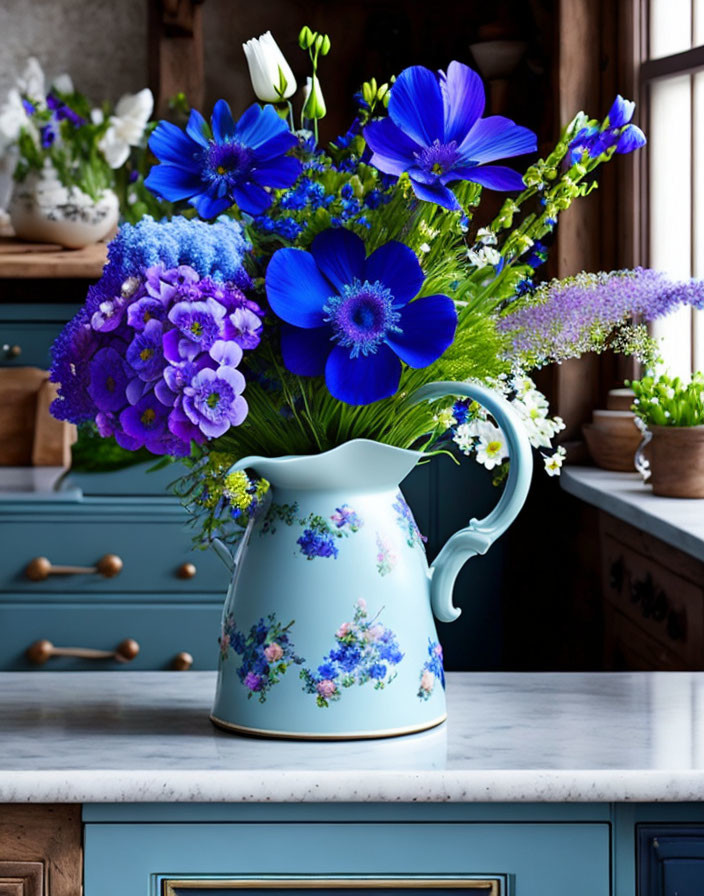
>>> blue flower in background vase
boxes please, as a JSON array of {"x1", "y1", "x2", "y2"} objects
[
  {"x1": 568, "y1": 95, "x2": 646, "y2": 163},
  {"x1": 145, "y1": 100, "x2": 302, "y2": 218},
  {"x1": 363, "y1": 61, "x2": 537, "y2": 210},
  {"x1": 266, "y1": 228, "x2": 457, "y2": 405}
]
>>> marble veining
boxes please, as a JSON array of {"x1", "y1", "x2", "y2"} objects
[
  {"x1": 2, "y1": 671, "x2": 704, "y2": 802},
  {"x1": 561, "y1": 466, "x2": 704, "y2": 561}
]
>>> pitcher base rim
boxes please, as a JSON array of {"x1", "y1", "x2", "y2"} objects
[{"x1": 209, "y1": 712, "x2": 447, "y2": 741}]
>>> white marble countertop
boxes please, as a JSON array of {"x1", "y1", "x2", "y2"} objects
[
  {"x1": 2, "y1": 671, "x2": 704, "y2": 803},
  {"x1": 561, "y1": 466, "x2": 704, "y2": 561}
]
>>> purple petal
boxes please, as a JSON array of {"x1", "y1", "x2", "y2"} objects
[
  {"x1": 185, "y1": 108, "x2": 211, "y2": 148},
  {"x1": 386, "y1": 294, "x2": 457, "y2": 367},
  {"x1": 440, "y1": 62, "x2": 485, "y2": 144},
  {"x1": 459, "y1": 164, "x2": 526, "y2": 191},
  {"x1": 266, "y1": 248, "x2": 330, "y2": 328},
  {"x1": 211, "y1": 99, "x2": 236, "y2": 142},
  {"x1": 126, "y1": 377, "x2": 148, "y2": 405},
  {"x1": 388, "y1": 65, "x2": 444, "y2": 146},
  {"x1": 325, "y1": 344, "x2": 401, "y2": 405},
  {"x1": 459, "y1": 116, "x2": 537, "y2": 164},
  {"x1": 363, "y1": 117, "x2": 422, "y2": 176},
  {"x1": 280, "y1": 324, "x2": 330, "y2": 376},
  {"x1": 210, "y1": 339, "x2": 243, "y2": 367},
  {"x1": 155, "y1": 379, "x2": 177, "y2": 406},
  {"x1": 311, "y1": 229, "x2": 366, "y2": 293},
  {"x1": 608, "y1": 95, "x2": 635, "y2": 128},
  {"x1": 409, "y1": 177, "x2": 460, "y2": 210},
  {"x1": 616, "y1": 124, "x2": 647, "y2": 154},
  {"x1": 364, "y1": 241, "x2": 423, "y2": 305}
]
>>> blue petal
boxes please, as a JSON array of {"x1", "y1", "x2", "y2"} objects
[
  {"x1": 364, "y1": 241, "x2": 423, "y2": 305},
  {"x1": 363, "y1": 117, "x2": 422, "y2": 176},
  {"x1": 616, "y1": 124, "x2": 647, "y2": 154},
  {"x1": 608, "y1": 95, "x2": 635, "y2": 128},
  {"x1": 211, "y1": 99, "x2": 236, "y2": 142},
  {"x1": 191, "y1": 191, "x2": 232, "y2": 218},
  {"x1": 231, "y1": 182, "x2": 272, "y2": 215},
  {"x1": 325, "y1": 344, "x2": 401, "y2": 405},
  {"x1": 280, "y1": 324, "x2": 330, "y2": 376},
  {"x1": 144, "y1": 164, "x2": 203, "y2": 201},
  {"x1": 459, "y1": 164, "x2": 525, "y2": 191},
  {"x1": 459, "y1": 116, "x2": 537, "y2": 164},
  {"x1": 311, "y1": 229, "x2": 366, "y2": 293},
  {"x1": 148, "y1": 121, "x2": 201, "y2": 168},
  {"x1": 234, "y1": 103, "x2": 292, "y2": 151},
  {"x1": 252, "y1": 155, "x2": 302, "y2": 189},
  {"x1": 186, "y1": 108, "x2": 211, "y2": 148},
  {"x1": 266, "y1": 248, "x2": 330, "y2": 328},
  {"x1": 386, "y1": 294, "x2": 457, "y2": 368},
  {"x1": 388, "y1": 65, "x2": 444, "y2": 146},
  {"x1": 408, "y1": 177, "x2": 460, "y2": 210},
  {"x1": 250, "y1": 128, "x2": 298, "y2": 162},
  {"x1": 440, "y1": 62, "x2": 485, "y2": 144}
]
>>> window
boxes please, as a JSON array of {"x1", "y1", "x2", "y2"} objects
[{"x1": 644, "y1": 0, "x2": 704, "y2": 376}]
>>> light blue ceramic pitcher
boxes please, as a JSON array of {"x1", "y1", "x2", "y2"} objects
[{"x1": 211, "y1": 382, "x2": 532, "y2": 739}]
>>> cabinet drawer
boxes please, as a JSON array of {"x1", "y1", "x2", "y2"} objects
[
  {"x1": 601, "y1": 536, "x2": 703, "y2": 666},
  {"x1": 0, "y1": 601, "x2": 222, "y2": 670},
  {"x1": 84, "y1": 822, "x2": 610, "y2": 896},
  {"x1": 606, "y1": 607, "x2": 688, "y2": 670},
  {"x1": 638, "y1": 825, "x2": 704, "y2": 895},
  {"x1": 0, "y1": 518, "x2": 228, "y2": 595},
  {"x1": 0, "y1": 321, "x2": 66, "y2": 368}
]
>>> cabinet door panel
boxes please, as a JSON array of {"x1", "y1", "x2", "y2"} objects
[
  {"x1": 84, "y1": 822, "x2": 610, "y2": 896},
  {"x1": 639, "y1": 825, "x2": 704, "y2": 896}
]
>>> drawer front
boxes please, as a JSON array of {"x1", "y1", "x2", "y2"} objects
[
  {"x1": 84, "y1": 822, "x2": 610, "y2": 896},
  {"x1": 0, "y1": 601, "x2": 222, "y2": 670},
  {"x1": 0, "y1": 321, "x2": 65, "y2": 368},
  {"x1": 601, "y1": 535, "x2": 703, "y2": 666},
  {"x1": 638, "y1": 825, "x2": 704, "y2": 895},
  {"x1": 0, "y1": 519, "x2": 229, "y2": 594},
  {"x1": 606, "y1": 607, "x2": 688, "y2": 670}
]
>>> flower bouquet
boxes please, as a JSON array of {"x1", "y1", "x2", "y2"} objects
[
  {"x1": 0, "y1": 57, "x2": 159, "y2": 246},
  {"x1": 45, "y1": 26, "x2": 699, "y2": 738}
]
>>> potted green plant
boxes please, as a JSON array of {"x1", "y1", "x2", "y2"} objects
[{"x1": 629, "y1": 371, "x2": 704, "y2": 497}]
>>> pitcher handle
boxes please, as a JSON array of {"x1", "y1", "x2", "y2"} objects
[{"x1": 407, "y1": 381, "x2": 533, "y2": 623}]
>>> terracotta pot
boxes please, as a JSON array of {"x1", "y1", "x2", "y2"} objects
[
  {"x1": 649, "y1": 424, "x2": 704, "y2": 498},
  {"x1": 582, "y1": 421, "x2": 640, "y2": 472}
]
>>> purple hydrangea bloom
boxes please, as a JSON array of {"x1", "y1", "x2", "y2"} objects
[
  {"x1": 87, "y1": 347, "x2": 129, "y2": 412},
  {"x1": 364, "y1": 61, "x2": 537, "y2": 209},
  {"x1": 168, "y1": 298, "x2": 227, "y2": 351},
  {"x1": 127, "y1": 296, "x2": 167, "y2": 331},
  {"x1": 125, "y1": 318, "x2": 164, "y2": 381},
  {"x1": 145, "y1": 100, "x2": 302, "y2": 218},
  {"x1": 266, "y1": 228, "x2": 457, "y2": 405},
  {"x1": 226, "y1": 306, "x2": 263, "y2": 349},
  {"x1": 182, "y1": 365, "x2": 247, "y2": 438}
]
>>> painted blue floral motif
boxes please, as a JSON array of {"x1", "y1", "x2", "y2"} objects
[
  {"x1": 260, "y1": 501, "x2": 363, "y2": 560},
  {"x1": 393, "y1": 492, "x2": 427, "y2": 549},
  {"x1": 301, "y1": 599, "x2": 404, "y2": 707},
  {"x1": 375, "y1": 532, "x2": 397, "y2": 576},
  {"x1": 219, "y1": 612, "x2": 303, "y2": 703},
  {"x1": 417, "y1": 638, "x2": 445, "y2": 701}
]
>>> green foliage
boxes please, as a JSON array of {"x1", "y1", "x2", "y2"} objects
[
  {"x1": 70, "y1": 423, "x2": 152, "y2": 472},
  {"x1": 629, "y1": 372, "x2": 704, "y2": 427}
]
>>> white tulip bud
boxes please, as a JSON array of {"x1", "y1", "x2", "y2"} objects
[
  {"x1": 242, "y1": 31, "x2": 297, "y2": 103},
  {"x1": 302, "y1": 76, "x2": 326, "y2": 120}
]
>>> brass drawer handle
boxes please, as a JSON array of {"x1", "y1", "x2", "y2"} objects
[
  {"x1": 3, "y1": 343, "x2": 22, "y2": 359},
  {"x1": 25, "y1": 553, "x2": 123, "y2": 581},
  {"x1": 176, "y1": 562, "x2": 197, "y2": 579},
  {"x1": 171, "y1": 651, "x2": 194, "y2": 671},
  {"x1": 26, "y1": 638, "x2": 140, "y2": 665}
]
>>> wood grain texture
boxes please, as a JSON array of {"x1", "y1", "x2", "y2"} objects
[
  {"x1": 32, "y1": 379, "x2": 76, "y2": 468},
  {"x1": 0, "y1": 239, "x2": 106, "y2": 279},
  {"x1": 0, "y1": 806, "x2": 81, "y2": 896},
  {"x1": 149, "y1": 0, "x2": 205, "y2": 118}
]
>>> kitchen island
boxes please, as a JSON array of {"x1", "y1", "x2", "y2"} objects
[{"x1": 2, "y1": 670, "x2": 703, "y2": 895}]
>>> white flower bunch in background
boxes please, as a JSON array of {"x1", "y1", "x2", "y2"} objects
[{"x1": 98, "y1": 88, "x2": 154, "y2": 168}]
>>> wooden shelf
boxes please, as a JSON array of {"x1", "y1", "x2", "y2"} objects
[{"x1": 0, "y1": 238, "x2": 107, "y2": 279}]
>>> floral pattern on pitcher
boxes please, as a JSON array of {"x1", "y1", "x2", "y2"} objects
[
  {"x1": 375, "y1": 532, "x2": 398, "y2": 576},
  {"x1": 260, "y1": 501, "x2": 363, "y2": 560},
  {"x1": 300, "y1": 598, "x2": 404, "y2": 707},
  {"x1": 393, "y1": 492, "x2": 427, "y2": 550},
  {"x1": 417, "y1": 639, "x2": 445, "y2": 700},
  {"x1": 219, "y1": 612, "x2": 303, "y2": 702}
]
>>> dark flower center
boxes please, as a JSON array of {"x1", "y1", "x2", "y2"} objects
[
  {"x1": 416, "y1": 139, "x2": 461, "y2": 176},
  {"x1": 324, "y1": 279, "x2": 402, "y2": 358},
  {"x1": 205, "y1": 141, "x2": 254, "y2": 185},
  {"x1": 141, "y1": 408, "x2": 156, "y2": 426},
  {"x1": 106, "y1": 376, "x2": 115, "y2": 392}
]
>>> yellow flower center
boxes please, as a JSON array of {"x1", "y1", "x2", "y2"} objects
[
  {"x1": 140, "y1": 347, "x2": 153, "y2": 361},
  {"x1": 487, "y1": 440, "x2": 502, "y2": 456},
  {"x1": 141, "y1": 408, "x2": 156, "y2": 425}
]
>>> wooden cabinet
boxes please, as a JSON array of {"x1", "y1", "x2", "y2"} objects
[
  {"x1": 600, "y1": 512, "x2": 704, "y2": 670},
  {"x1": 0, "y1": 807, "x2": 81, "y2": 896}
]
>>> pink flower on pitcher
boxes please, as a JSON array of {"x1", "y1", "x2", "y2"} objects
[
  {"x1": 264, "y1": 642, "x2": 284, "y2": 662},
  {"x1": 420, "y1": 670, "x2": 435, "y2": 694},
  {"x1": 336, "y1": 621, "x2": 352, "y2": 639},
  {"x1": 317, "y1": 679, "x2": 337, "y2": 699},
  {"x1": 356, "y1": 598, "x2": 367, "y2": 612},
  {"x1": 366, "y1": 623, "x2": 384, "y2": 642}
]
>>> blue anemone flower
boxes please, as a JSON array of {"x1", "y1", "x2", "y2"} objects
[
  {"x1": 266, "y1": 228, "x2": 457, "y2": 405},
  {"x1": 145, "y1": 100, "x2": 302, "y2": 218},
  {"x1": 363, "y1": 61, "x2": 536, "y2": 210}
]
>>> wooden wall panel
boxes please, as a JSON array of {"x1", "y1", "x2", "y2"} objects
[{"x1": 0, "y1": 806, "x2": 81, "y2": 896}]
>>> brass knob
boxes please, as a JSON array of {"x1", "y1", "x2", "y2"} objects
[
  {"x1": 176, "y1": 562, "x2": 197, "y2": 579},
  {"x1": 6, "y1": 344, "x2": 21, "y2": 358},
  {"x1": 26, "y1": 637, "x2": 140, "y2": 665},
  {"x1": 171, "y1": 651, "x2": 194, "y2": 671},
  {"x1": 25, "y1": 553, "x2": 123, "y2": 581}
]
